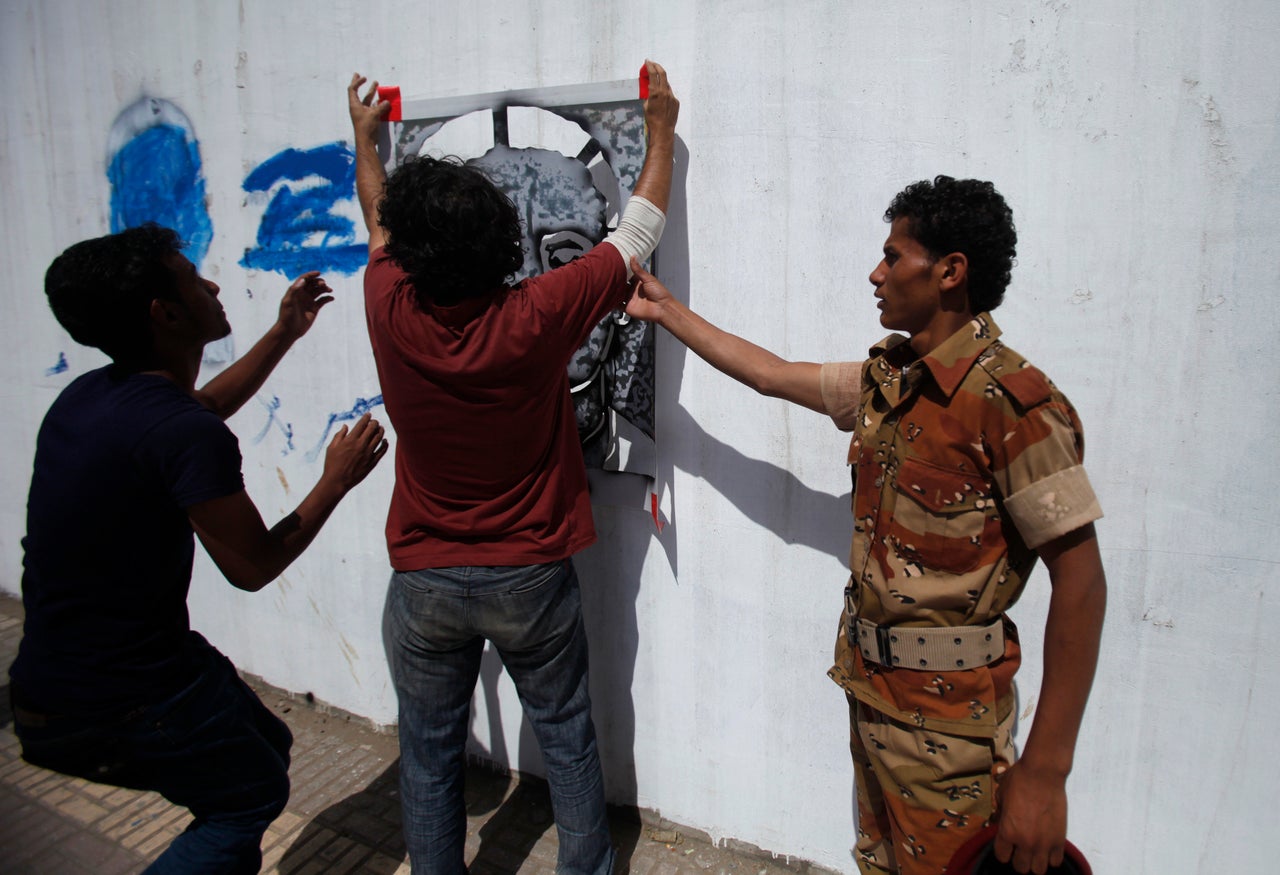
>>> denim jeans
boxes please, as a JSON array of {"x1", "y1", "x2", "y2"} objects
[
  {"x1": 12, "y1": 641, "x2": 291, "y2": 875},
  {"x1": 383, "y1": 559, "x2": 613, "y2": 875}
]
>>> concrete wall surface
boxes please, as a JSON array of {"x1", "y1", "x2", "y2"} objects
[{"x1": 2, "y1": 2, "x2": 1277, "y2": 872}]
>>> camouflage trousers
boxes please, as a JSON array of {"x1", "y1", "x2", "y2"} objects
[{"x1": 849, "y1": 696, "x2": 1015, "y2": 875}]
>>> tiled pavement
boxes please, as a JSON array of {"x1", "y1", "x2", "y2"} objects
[{"x1": 0, "y1": 594, "x2": 835, "y2": 874}]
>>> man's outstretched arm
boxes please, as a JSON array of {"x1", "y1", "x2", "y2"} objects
[
  {"x1": 629, "y1": 60, "x2": 679, "y2": 214},
  {"x1": 188, "y1": 413, "x2": 389, "y2": 592},
  {"x1": 348, "y1": 73, "x2": 393, "y2": 253},
  {"x1": 597, "y1": 61, "x2": 679, "y2": 279},
  {"x1": 194, "y1": 271, "x2": 334, "y2": 419},
  {"x1": 626, "y1": 257, "x2": 828, "y2": 413}
]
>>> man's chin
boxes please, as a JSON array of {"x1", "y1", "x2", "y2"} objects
[{"x1": 199, "y1": 323, "x2": 233, "y2": 349}]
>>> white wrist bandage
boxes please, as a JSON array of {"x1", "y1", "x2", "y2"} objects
[{"x1": 603, "y1": 196, "x2": 666, "y2": 277}]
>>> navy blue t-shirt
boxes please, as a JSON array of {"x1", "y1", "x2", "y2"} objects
[{"x1": 11, "y1": 366, "x2": 244, "y2": 715}]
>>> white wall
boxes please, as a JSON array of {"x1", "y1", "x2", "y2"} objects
[{"x1": 2, "y1": 1, "x2": 1277, "y2": 872}]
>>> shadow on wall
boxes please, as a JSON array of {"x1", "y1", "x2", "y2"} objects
[
  {"x1": 572, "y1": 402, "x2": 853, "y2": 806},
  {"x1": 552, "y1": 136, "x2": 853, "y2": 813},
  {"x1": 632, "y1": 136, "x2": 852, "y2": 571},
  {"x1": 307, "y1": 138, "x2": 853, "y2": 862},
  {"x1": 453, "y1": 140, "x2": 696, "y2": 810}
]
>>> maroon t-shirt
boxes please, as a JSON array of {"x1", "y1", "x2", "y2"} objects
[{"x1": 364, "y1": 243, "x2": 628, "y2": 570}]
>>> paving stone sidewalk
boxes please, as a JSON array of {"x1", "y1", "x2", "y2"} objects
[{"x1": 0, "y1": 594, "x2": 835, "y2": 874}]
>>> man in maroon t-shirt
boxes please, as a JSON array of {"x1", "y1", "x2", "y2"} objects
[{"x1": 347, "y1": 64, "x2": 678, "y2": 875}]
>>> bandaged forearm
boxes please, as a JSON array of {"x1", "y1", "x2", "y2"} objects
[{"x1": 603, "y1": 196, "x2": 666, "y2": 278}]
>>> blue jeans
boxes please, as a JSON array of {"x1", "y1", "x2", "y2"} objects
[
  {"x1": 12, "y1": 641, "x2": 291, "y2": 875},
  {"x1": 383, "y1": 559, "x2": 613, "y2": 875}
]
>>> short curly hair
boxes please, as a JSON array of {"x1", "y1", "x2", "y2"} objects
[
  {"x1": 884, "y1": 176, "x2": 1017, "y2": 313},
  {"x1": 45, "y1": 223, "x2": 183, "y2": 366},
  {"x1": 378, "y1": 155, "x2": 525, "y2": 308}
]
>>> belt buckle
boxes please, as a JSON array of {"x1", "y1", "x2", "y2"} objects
[{"x1": 875, "y1": 624, "x2": 895, "y2": 667}]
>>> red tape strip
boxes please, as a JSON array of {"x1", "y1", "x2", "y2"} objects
[
  {"x1": 377, "y1": 85, "x2": 402, "y2": 122},
  {"x1": 638, "y1": 64, "x2": 650, "y2": 100},
  {"x1": 650, "y1": 492, "x2": 665, "y2": 533}
]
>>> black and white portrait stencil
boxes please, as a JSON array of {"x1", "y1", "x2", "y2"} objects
[{"x1": 381, "y1": 79, "x2": 656, "y2": 480}]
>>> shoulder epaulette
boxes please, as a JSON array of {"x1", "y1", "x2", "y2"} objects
[
  {"x1": 984, "y1": 345, "x2": 1053, "y2": 409},
  {"x1": 993, "y1": 362, "x2": 1052, "y2": 408}
]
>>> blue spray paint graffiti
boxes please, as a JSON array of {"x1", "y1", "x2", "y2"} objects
[
  {"x1": 306, "y1": 395, "x2": 385, "y2": 463},
  {"x1": 251, "y1": 395, "x2": 296, "y2": 455},
  {"x1": 107, "y1": 99, "x2": 214, "y2": 270},
  {"x1": 102, "y1": 100, "x2": 382, "y2": 467},
  {"x1": 240, "y1": 142, "x2": 367, "y2": 278},
  {"x1": 44, "y1": 352, "x2": 68, "y2": 377},
  {"x1": 106, "y1": 98, "x2": 231, "y2": 364}
]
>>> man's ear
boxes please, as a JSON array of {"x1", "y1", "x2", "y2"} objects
[
  {"x1": 149, "y1": 297, "x2": 181, "y2": 327},
  {"x1": 938, "y1": 252, "x2": 968, "y2": 293}
]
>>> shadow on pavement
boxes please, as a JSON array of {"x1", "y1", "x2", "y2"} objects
[
  {"x1": 277, "y1": 757, "x2": 646, "y2": 874},
  {"x1": 277, "y1": 759, "x2": 406, "y2": 873}
]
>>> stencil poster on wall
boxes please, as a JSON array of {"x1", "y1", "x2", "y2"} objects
[{"x1": 379, "y1": 78, "x2": 656, "y2": 482}]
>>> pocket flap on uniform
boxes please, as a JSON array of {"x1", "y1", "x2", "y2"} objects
[{"x1": 893, "y1": 456, "x2": 986, "y2": 515}]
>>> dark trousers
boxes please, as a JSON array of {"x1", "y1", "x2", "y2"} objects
[{"x1": 13, "y1": 647, "x2": 292, "y2": 875}]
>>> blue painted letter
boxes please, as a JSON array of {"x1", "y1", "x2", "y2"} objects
[{"x1": 241, "y1": 143, "x2": 367, "y2": 277}]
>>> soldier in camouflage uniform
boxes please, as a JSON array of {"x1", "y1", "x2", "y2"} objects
[{"x1": 624, "y1": 176, "x2": 1107, "y2": 875}]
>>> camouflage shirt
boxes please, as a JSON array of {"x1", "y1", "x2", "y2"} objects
[{"x1": 821, "y1": 314, "x2": 1102, "y2": 736}]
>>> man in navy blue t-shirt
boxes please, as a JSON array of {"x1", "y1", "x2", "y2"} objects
[{"x1": 10, "y1": 224, "x2": 389, "y2": 875}]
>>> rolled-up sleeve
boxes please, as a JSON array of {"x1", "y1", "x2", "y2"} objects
[
  {"x1": 995, "y1": 401, "x2": 1103, "y2": 548},
  {"x1": 1005, "y1": 465, "x2": 1103, "y2": 548},
  {"x1": 820, "y1": 361, "x2": 863, "y2": 431}
]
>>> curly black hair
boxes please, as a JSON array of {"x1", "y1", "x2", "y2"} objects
[
  {"x1": 884, "y1": 176, "x2": 1017, "y2": 313},
  {"x1": 45, "y1": 223, "x2": 183, "y2": 367},
  {"x1": 378, "y1": 155, "x2": 525, "y2": 308}
]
